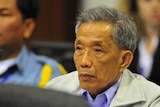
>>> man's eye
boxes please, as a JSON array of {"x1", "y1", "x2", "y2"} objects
[
  {"x1": 0, "y1": 13, "x2": 11, "y2": 17},
  {"x1": 95, "y1": 49, "x2": 102, "y2": 53},
  {"x1": 75, "y1": 46, "x2": 82, "y2": 50}
]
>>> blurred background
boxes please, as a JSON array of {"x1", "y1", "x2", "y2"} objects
[{"x1": 31, "y1": 0, "x2": 121, "y2": 42}]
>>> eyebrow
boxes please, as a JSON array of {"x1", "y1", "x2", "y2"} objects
[
  {"x1": 92, "y1": 41, "x2": 103, "y2": 46},
  {"x1": 75, "y1": 39, "x2": 103, "y2": 46},
  {"x1": 75, "y1": 40, "x2": 81, "y2": 44}
]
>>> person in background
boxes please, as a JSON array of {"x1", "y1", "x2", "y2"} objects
[
  {"x1": 0, "y1": 0, "x2": 67, "y2": 87},
  {"x1": 123, "y1": 0, "x2": 160, "y2": 85},
  {"x1": 45, "y1": 6, "x2": 160, "y2": 107}
]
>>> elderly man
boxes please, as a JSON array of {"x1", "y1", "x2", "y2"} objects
[{"x1": 46, "y1": 6, "x2": 160, "y2": 107}]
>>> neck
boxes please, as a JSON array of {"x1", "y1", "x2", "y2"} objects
[
  {"x1": 144, "y1": 24, "x2": 159, "y2": 39},
  {"x1": 143, "y1": 24, "x2": 159, "y2": 54}
]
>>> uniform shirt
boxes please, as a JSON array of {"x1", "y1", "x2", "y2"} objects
[
  {"x1": 0, "y1": 58, "x2": 16, "y2": 75},
  {"x1": 0, "y1": 45, "x2": 67, "y2": 87},
  {"x1": 81, "y1": 76, "x2": 121, "y2": 107}
]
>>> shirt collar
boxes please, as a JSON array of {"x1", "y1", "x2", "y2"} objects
[
  {"x1": 0, "y1": 58, "x2": 16, "y2": 75},
  {"x1": 15, "y1": 45, "x2": 30, "y2": 72},
  {"x1": 81, "y1": 75, "x2": 122, "y2": 107}
]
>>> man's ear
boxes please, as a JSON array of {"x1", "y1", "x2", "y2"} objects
[
  {"x1": 119, "y1": 50, "x2": 133, "y2": 73},
  {"x1": 23, "y1": 18, "x2": 36, "y2": 39}
]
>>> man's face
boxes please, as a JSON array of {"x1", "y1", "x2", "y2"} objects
[
  {"x1": 137, "y1": 0, "x2": 160, "y2": 27},
  {"x1": 74, "y1": 22, "x2": 123, "y2": 96},
  {"x1": 0, "y1": 0, "x2": 28, "y2": 58}
]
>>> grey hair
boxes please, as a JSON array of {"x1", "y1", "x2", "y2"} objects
[{"x1": 75, "y1": 6, "x2": 137, "y2": 53}]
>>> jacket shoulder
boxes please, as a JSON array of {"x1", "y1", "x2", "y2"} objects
[
  {"x1": 45, "y1": 71, "x2": 81, "y2": 95},
  {"x1": 112, "y1": 69, "x2": 160, "y2": 106}
]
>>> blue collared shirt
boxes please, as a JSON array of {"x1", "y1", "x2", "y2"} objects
[
  {"x1": 81, "y1": 76, "x2": 121, "y2": 107},
  {"x1": 0, "y1": 45, "x2": 64, "y2": 86}
]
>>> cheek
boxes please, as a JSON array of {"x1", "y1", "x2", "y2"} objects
[
  {"x1": 6, "y1": 24, "x2": 22, "y2": 38},
  {"x1": 95, "y1": 54, "x2": 121, "y2": 78},
  {"x1": 95, "y1": 62, "x2": 120, "y2": 89},
  {"x1": 8, "y1": 22, "x2": 23, "y2": 33},
  {"x1": 73, "y1": 53, "x2": 78, "y2": 67},
  {"x1": 138, "y1": 6, "x2": 156, "y2": 23},
  {"x1": 97, "y1": 54, "x2": 120, "y2": 68},
  {"x1": 1, "y1": 18, "x2": 23, "y2": 32},
  {"x1": 138, "y1": 10, "x2": 149, "y2": 21},
  {"x1": 0, "y1": 22, "x2": 24, "y2": 45}
]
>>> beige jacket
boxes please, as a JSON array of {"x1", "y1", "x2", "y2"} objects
[{"x1": 46, "y1": 69, "x2": 160, "y2": 107}]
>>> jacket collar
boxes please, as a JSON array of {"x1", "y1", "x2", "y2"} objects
[{"x1": 110, "y1": 69, "x2": 146, "y2": 106}]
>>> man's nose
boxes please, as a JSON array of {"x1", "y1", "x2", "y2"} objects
[{"x1": 80, "y1": 51, "x2": 92, "y2": 68}]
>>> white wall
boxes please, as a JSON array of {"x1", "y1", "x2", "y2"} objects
[{"x1": 81, "y1": 0, "x2": 120, "y2": 10}]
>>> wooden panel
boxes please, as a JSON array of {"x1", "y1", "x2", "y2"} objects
[{"x1": 31, "y1": 0, "x2": 78, "y2": 42}]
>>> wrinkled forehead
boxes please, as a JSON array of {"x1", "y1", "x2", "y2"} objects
[
  {"x1": 77, "y1": 21, "x2": 114, "y2": 36},
  {"x1": 75, "y1": 21, "x2": 117, "y2": 46}
]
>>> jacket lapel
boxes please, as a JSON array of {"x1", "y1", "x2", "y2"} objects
[{"x1": 110, "y1": 69, "x2": 146, "y2": 107}]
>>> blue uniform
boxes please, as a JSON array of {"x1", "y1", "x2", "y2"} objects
[{"x1": 0, "y1": 45, "x2": 67, "y2": 87}]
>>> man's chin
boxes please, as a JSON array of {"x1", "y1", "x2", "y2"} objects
[{"x1": 80, "y1": 81, "x2": 95, "y2": 90}]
